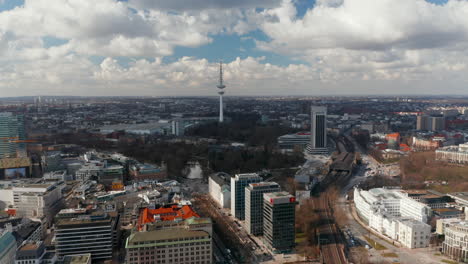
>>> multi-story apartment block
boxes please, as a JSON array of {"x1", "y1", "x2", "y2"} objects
[
  {"x1": 354, "y1": 188, "x2": 432, "y2": 248},
  {"x1": 443, "y1": 221, "x2": 468, "y2": 262}
]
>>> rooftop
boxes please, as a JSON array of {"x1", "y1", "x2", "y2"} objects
[
  {"x1": 138, "y1": 205, "x2": 200, "y2": 230},
  {"x1": 128, "y1": 228, "x2": 209, "y2": 244},
  {"x1": 61, "y1": 254, "x2": 92, "y2": 264}
]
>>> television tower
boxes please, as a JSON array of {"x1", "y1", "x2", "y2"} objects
[{"x1": 217, "y1": 61, "x2": 226, "y2": 123}]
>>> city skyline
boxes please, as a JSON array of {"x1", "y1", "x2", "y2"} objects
[{"x1": 0, "y1": 0, "x2": 468, "y2": 96}]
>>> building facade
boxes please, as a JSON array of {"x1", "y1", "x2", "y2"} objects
[
  {"x1": 12, "y1": 181, "x2": 64, "y2": 225},
  {"x1": 309, "y1": 106, "x2": 328, "y2": 154},
  {"x1": 126, "y1": 218, "x2": 213, "y2": 264},
  {"x1": 0, "y1": 112, "x2": 26, "y2": 159},
  {"x1": 15, "y1": 241, "x2": 47, "y2": 264},
  {"x1": 443, "y1": 221, "x2": 468, "y2": 262},
  {"x1": 230, "y1": 173, "x2": 262, "y2": 220},
  {"x1": 354, "y1": 188, "x2": 432, "y2": 248},
  {"x1": 55, "y1": 209, "x2": 113, "y2": 261},
  {"x1": 263, "y1": 192, "x2": 296, "y2": 253},
  {"x1": 0, "y1": 229, "x2": 16, "y2": 264},
  {"x1": 436, "y1": 143, "x2": 468, "y2": 164},
  {"x1": 416, "y1": 115, "x2": 445, "y2": 131},
  {"x1": 245, "y1": 182, "x2": 280, "y2": 235},
  {"x1": 208, "y1": 172, "x2": 230, "y2": 208}
]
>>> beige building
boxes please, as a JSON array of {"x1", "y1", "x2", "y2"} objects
[
  {"x1": 126, "y1": 218, "x2": 212, "y2": 264},
  {"x1": 13, "y1": 181, "x2": 64, "y2": 225},
  {"x1": 443, "y1": 221, "x2": 468, "y2": 262}
]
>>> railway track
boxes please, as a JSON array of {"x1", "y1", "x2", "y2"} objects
[{"x1": 315, "y1": 172, "x2": 348, "y2": 264}]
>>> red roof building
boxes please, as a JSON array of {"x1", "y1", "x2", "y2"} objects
[{"x1": 138, "y1": 205, "x2": 199, "y2": 230}]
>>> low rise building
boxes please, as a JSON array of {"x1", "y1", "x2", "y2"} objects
[
  {"x1": 208, "y1": 172, "x2": 230, "y2": 208},
  {"x1": 129, "y1": 163, "x2": 166, "y2": 182},
  {"x1": 15, "y1": 241, "x2": 47, "y2": 264},
  {"x1": 277, "y1": 132, "x2": 310, "y2": 151}
]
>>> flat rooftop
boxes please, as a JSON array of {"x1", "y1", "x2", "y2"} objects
[
  {"x1": 128, "y1": 229, "x2": 209, "y2": 244},
  {"x1": 62, "y1": 254, "x2": 91, "y2": 264}
]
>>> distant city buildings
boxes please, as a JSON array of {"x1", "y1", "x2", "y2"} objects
[
  {"x1": 416, "y1": 114, "x2": 445, "y2": 132},
  {"x1": 263, "y1": 192, "x2": 296, "y2": 253},
  {"x1": 277, "y1": 132, "x2": 310, "y2": 152},
  {"x1": 0, "y1": 112, "x2": 26, "y2": 159},
  {"x1": 308, "y1": 106, "x2": 328, "y2": 154},
  {"x1": 436, "y1": 143, "x2": 468, "y2": 164},
  {"x1": 230, "y1": 173, "x2": 262, "y2": 220},
  {"x1": 129, "y1": 163, "x2": 166, "y2": 182}
]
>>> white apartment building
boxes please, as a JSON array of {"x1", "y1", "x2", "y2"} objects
[
  {"x1": 436, "y1": 143, "x2": 468, "y2": 164},
  {"x1": 397, "y1": 219, "x2": 431, "y2": 249},
  {"x1": 208, "y1": 173, "x2": 230, "y2": 208},
  {"x1": 8, "y1": 181, "x2": 64, "y2": 225},
  {"x1": 443, "y1": 221, "x2": 468, "y2": 262},
  {"x1": 354, "y1": 188, "x2": 431, "y2": 248},
  {"x1": 354, "y1": 188, "x2": 401, "y2": 223}
]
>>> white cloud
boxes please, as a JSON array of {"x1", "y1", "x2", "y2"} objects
[
  {"x1": 129, "y1": 0, "x2": 282, "y2": 11},
  {"x1": 1, "y1": 0, "x2": 468, "y2": 96}
]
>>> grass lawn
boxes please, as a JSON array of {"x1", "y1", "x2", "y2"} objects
[
  {"x1": 295, "y1": 232, "x2": 306, "y2": 243},
  {"x1": 363, "y1": 236, "x2": 387, "y2": 250},
  {"x1": 441, "y1": 260, "x2": 459, "y2": 264},
  {"x1": 382, "y1": 252, "x2": 398, "y2": 258}
]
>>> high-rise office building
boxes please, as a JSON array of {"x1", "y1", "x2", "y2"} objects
[
  {"x1": 309, "y1": 106, "x2": 328, "y2": 154},
  {"x1": 0, "y1": 112, "x2": 26, "y2": 158},
  {"x1": 55, "y1": 209, "x2": 114, "y2": 261},
  {"x1": 263, "y1": 192, "x2": 297, "y2": 253},
  {"x1": 245, "y1": 182, "x2": 280, "y2": 235},
  {"x1": 231, "y1": 173, "x2": 262, "y2": 220}
]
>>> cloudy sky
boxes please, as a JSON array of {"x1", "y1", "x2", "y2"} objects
[{"x1": 0, "y1": 0, "x2": 468, "y2": 97}]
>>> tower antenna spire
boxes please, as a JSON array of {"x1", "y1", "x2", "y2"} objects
[{"x1": 217, "y1": 61, "x2": 226, "y2": 123}]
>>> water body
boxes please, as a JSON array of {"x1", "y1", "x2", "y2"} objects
[{"x1": 186, "y1": 161, "x2": 203, "y2": 179}]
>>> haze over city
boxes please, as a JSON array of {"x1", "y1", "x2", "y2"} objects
[{"x1": 1, "y1": 0, "x2": 468, "y2": 97}]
